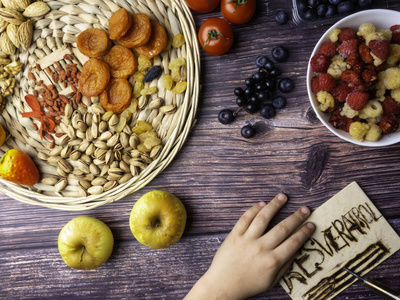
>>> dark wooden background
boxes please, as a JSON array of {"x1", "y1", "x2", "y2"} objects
[{"x1": 1, "y1": 1, "x2": 400, "y2": 299}]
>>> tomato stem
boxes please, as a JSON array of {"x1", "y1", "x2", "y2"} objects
[
  {"x1": 204, "y1": 29, "x2": 229, "y2": 48},
  {"x1": 226, "y1": 0, "x2": 248, "y2": 13}
]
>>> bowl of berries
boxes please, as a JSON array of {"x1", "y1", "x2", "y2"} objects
[{"x1": 308, "y1": 9, "x2": 400, "y2": 146}]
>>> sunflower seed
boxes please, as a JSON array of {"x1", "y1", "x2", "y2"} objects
[
  {"x1": 106, "y1": 133, "x2": 119, "y2": 147},
  {"x1": 91, "y1": 177, "x2": 107, "y2": 186},
  {"x1": 99, "y1": 131, "x2": 112, "y2": 141},
  {"x1": 41, "y1": 177, "x2": 58, "y2": 185},
  {"x1": 49, "y1": 145, "x2": 62, "y2": 156},
  {"x1": 87, "y1": 185, "x2": 103, "y2": 195},
  {"x1": 54, "y1": 178, "x2": 67, "y2": 192}
]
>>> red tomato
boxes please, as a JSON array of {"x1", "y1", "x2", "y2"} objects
[
  {"x1": 220, "y1": 0, "x2": 256, "y2": 25},
  {"x1": 198, "y1": 18, "x2": 234, "y2": 56},
  {"x1": 185, "y1": 0, "x2": 221, "y2": 13}
]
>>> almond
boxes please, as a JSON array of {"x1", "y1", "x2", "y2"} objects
[
  {"x1": 0, "y1": 31, "x2": 15, "y2": 55},
  {"x1": 1, "y1": 0, "x2": 30, "y2": 11},
  {"x1": 0, "y1": 7, "x2": 24, "y2": 25},
  {"x1": 6, "y1": 23, "x2": 18, "y2": 47},
  {"x1": 22, "y1": 1, "x2": 50, "y2": 18},
  {"x1": 17, "y1": 19, "x2": 32, "y2": 51}
]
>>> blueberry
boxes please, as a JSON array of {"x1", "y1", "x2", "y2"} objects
[
  {"x1": 218, "y1": 109, "x2": 235, "y2": 124},
  {"x1": 329, "y1": 0, "x2": 342, "y2": 4},
  {"x1": 308, "y1": 0, "x2": 321, "y2": 8},
  {"x1": 257, "y1": 90, "x2": 270, "y2": 101},
  {"x1": 255, "y1": 55, "x2": 269, "y2": 68},
  {"x1": 265, "y1": 78, "x2": 276, "y2": 90},
  {"x1": 264, "y1": 60, "x2": 275, "y2": 71},
  {"x1": 278, "y1": 78, "x2": 294, "y2": 93},
  {"x1": 241, "y1": 125, "x2": 255, "y2": 138},
  {"x1": 234, "y1": 87, "x2": 244, "y2": 97},
  {"x1": 303, "y1": 8, "x2": 317, "y2": 20},
  {"x1": 253, "y1": 71, "x2": 265, "y2": 82},
  {"x1": 236, "y1": 97, "x2": 247, "y2": 107},
  {"x1": 244, "y1": 87, "x2": 255, "y2": 97},
  {"x1": 245, "y1": 103, "x2": 259, "y2": 114},
  {"x1": 245, "y1": 77, "x2": 255, "y2": 87},
  {"x1": 325, "y1": 4, "x2": 337, "y2": 17},
  {"x1": 297, "y1": 0, "x2": 308, "y2": 13},
  {"x1": 275, "y1": 10, "x2": 288, "y2": 25},
  {"x1": 271, "y1": 45, "x2": 289, "y2": 62},
  {"x1": 269, "y1": 68, "x2": 280, "y2": 77},
  {"x1": 260, "y1": 104, "x2": 276, "y2": 119},
  {"x1": 337, "y1": 1, "x2": 354, "y2": 13},
  {"x1": 272, "y1": 96, "x2": 287, "y2": 109},
  {"x1": 317, "y1": 4, "x2": 328, "y2": 16},
  {"x1": 358, "y1": 0, "x2": 372, "y2": 8},
  {"x1": 248, "y1": 95, "x2": 259, "y2": 104},
  {"x1": 255, "y1": 82, "x2": 266, "y2": 92}
]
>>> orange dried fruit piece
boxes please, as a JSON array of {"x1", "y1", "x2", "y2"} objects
[
  {"x1": 100, "y1": 78, "x2": 133, "y2": 114},
  {"x1": 109, "y1": 8, "x2": 132, "y2": 40},
  {"x1": 77, "y1": 28, "x2": 111, "y2": 58},
  {"x1": 119, "y1": 13, "x2": 151, "y2": 48},
  {"x1": 103, "y1": 45, "x2": 137, "y2": 79},
  {"x1": 135, "y1": 22, "x2": 168, "y2": 59},
  {"x1": 79, "y1": 58, "x2": 111, "y2": 97}
]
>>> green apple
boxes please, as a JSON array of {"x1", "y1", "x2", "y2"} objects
[
  {"x1": 58, "y1": 216, "x2": 114, "y2": 270},
  {"x1": 129, "y1": 190, "x2": 187, "y2": 249}
]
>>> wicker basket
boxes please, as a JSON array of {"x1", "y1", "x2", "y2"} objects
[{"x1": 0, "y1": 0, "x2": 200, "y2": 210}]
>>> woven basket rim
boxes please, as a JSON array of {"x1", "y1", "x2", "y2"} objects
[{"x1": 0, "y1": 0, "x2": 200, "y2": 211}]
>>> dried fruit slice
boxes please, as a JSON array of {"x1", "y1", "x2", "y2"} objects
[
  {"x1": 100, "y1": 78, "x2": 132, "y2": 114},
  {"x1": 103, "y1": 45, "x2": 137, "y2": 79},
  {"x1": 77, "y1": 28, "x2": 111, "y2": 58},
  {"x1": 119, "y1": 13, "x2": 151, "y2": 48},
  {"x1": 135, "y1": 22, "x2": 167, "y2": 59},
  {"x1": 109, "y1": 8, "x2": 132, "y2": 40},
  {"x1": 79, "y1": 58, "x2": 111, "y2": 97}
]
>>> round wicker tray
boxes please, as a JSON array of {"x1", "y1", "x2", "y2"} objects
[{"x1": 0, "y1": 0, "x2": 200, "y2": 210}]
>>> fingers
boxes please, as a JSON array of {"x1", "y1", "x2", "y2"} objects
[
  {"x1": 231, "y1": 201, "x2": 267, "y2": 236},
  {"x1": 275, "y1": 222, "x2": 315, "y2": 262},
  {"x1": 244, "y1": 194, "x2": 287, "y2": 239},
  {"x1": 261, "y1": 206, "x2": 311, "y2": 248}
]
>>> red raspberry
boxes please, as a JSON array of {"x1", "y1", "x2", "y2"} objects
[
  {"x1": 310, "y1": 54, "x2": 330, "y2": 73},
  {"x1": 379, "y1": 114, "x2": 399, "y2": 133},
  {"x1": 318, "y1": 73, "x2": 336, "y2": 92},
  {"x1": 332, "y1": 81, "x2": 350, "y2": 102},
  {"x1": 390, "y1": 25, "x2": 400, "y2": 44},
  {"x1": 382, "y1": 96, "x2": 400, "y2": 115},
  {"x1": 358, "y1": 44, "x2": 373, "y2": 63},
  {"x1": 346, "y1": 91, "x2": 369, "y2": 110},
  {"x1": 338, "y1": 39, "x2": 358, "y2": 57},
  {"x1": 311, "y1": 76, "x2": 321, "y2": 93},
  {"x1": 318, "y1": 41, "x2": 337, "y2": 58},
  {"x1": 338, "y1": 28, "x2": 356, "y2": 42},
  {"x1": 361, "y1": 69, "x2": 377, "y2": 84},
  {"x1": 369, "y1": 40, "x2": 390, "y2": 60}
]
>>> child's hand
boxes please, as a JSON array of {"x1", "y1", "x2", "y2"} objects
[{"x1": 185, "y1": 194, "x2": 315, "y2": 300}]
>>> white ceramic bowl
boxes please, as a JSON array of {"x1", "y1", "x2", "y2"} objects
[{"x1": 307, "y1": 9, "x2": 400, "y2": 147}]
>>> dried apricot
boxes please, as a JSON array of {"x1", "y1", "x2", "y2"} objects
[
  {"x1": 103, "y1": 45, "x2": 137, "y2": 79},
  {"x1": 109, "y1": 8, "x2": 132, "y2": 40},
  {"x1": 77, "y1": 28, "x2": 111, "y2": 58},
  {"x1": 79, "y1": 58, "x2": 111, "y2": 97},
  {"x1": 135, "y1": 22, "x2": 168, "y2": 59},
  {"x1": 100, "y1": 78, "x2": 133, "y2": 114},
  {"x1": 119, "y1": 13, "x2": 151, "y2": 48}
]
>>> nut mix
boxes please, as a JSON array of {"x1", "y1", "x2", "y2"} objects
[
  {"x1": 14, "y1": 7, "x2": 189, "y2": 195},
  {"x1": 310, "y1": 22, "x2": 400, "y2": 142}
]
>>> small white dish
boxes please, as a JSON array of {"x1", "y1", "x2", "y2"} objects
[{"x1": 307, "y1": 9, "x2": 400, "y2": 147}]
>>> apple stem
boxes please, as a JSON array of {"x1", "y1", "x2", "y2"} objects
[{"x1": 80, "y1": 246, "x2": 85, "y2": 262}]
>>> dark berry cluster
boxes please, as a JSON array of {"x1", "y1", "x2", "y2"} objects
[
  {"x1": 218, "y1": 49, "x2": 294, "y2": 138},
  {"x1": 297, "y1": 0, "x2": 373, "y2": 21}
]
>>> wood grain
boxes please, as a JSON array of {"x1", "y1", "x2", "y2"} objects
[{"x1": 1, "y1": 1, "x2": 400, "y2": 299}]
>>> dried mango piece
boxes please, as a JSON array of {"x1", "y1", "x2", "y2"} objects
[
  {"x1": 119, "y1": 13, "x2": 151, "y2": 48},
  {"x1": 77, "y1": 28, "x2": 111, "y2": 58},
  {"x1": 79, "y1": 58, "x2": 111, "y2": 97},
  {"x1": 135, "y1": 22, "x2": 167, "y2": 59},
  {"x1": 99, "y1": 78, "x2": 132, "y2": 114},
  {"x1": 103, "y1": 45, "x2": 137, "y2": 79},
  {"x1": 109, "y1": 8, "x2": 132, "y2": 40}
]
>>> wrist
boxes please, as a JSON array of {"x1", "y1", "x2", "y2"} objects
[{"x1": 186, "y1": 270, "x2": 234, "y2": 300}]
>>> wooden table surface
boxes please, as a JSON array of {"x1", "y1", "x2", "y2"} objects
[{"x1": 1, "y1": 1, "x2": 400, "y2": 299}]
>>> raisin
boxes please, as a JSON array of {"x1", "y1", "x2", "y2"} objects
[{"x1": 143, "y1": 65, "x2": 162, "y2": 82}]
